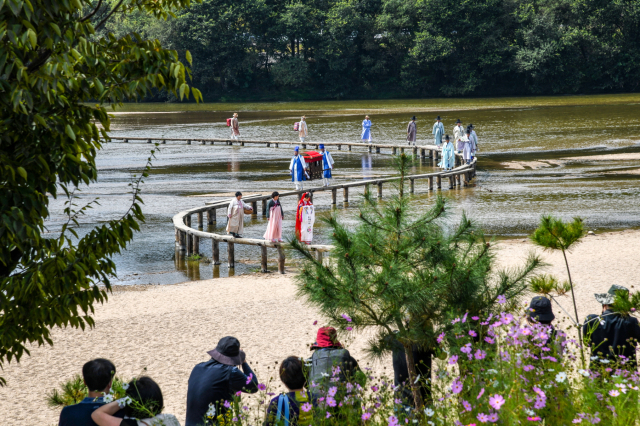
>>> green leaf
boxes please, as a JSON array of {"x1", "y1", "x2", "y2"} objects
[
  {"x1": 65, "y1": 125, "x2": 76, "y2": 141},
  {"x1": 17, "y1": 167, "x2": 27, "y2": 180},
  {"x1": 185, "y1": 50, "x2": 192, "y2": 65},
  {"x1": 27, "y1": 28, "x2": 36, "y2": 48},
  {"x1": 179, "y1": 82, "x2": 187, "y2": 100}
]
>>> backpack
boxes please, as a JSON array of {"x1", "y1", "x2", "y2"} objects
[
  {"x1": 275, "y1": 391, "x2": 312, "y2": 426},
  {"x1": 308, "y1": 348, "x2": 353, "y2": 386},
  {"x1": 293, "y1": 122, "x2": 299, "y2": 131},
  {"x1": 226, "y1": 118, "x2": 232, "y2": 127}
]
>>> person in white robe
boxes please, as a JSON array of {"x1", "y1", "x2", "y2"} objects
[
  {"x1": 289, "y1": 146, "x2": 309, "y2": 191},
  {"x1": 453, "y1": 119, "x2": 465, "y2": 152},
  {"x1": 230, "y1": 113, "x2": 239, "y2": 140},
  {"x1": 438, "y1": 135, "x2": 455, "y2": 170},
  {"x1": 432, "y1": 115, "x2": 444, "y2": 148},
  {"x1": 226, "y1": 191, "x2": 248, "y2": 237},
  {"x1": 320, "y1": 144, "x2": 334, "y2": 187},
  {"x1": 463, "y1": 129, "x2": 473, "y2": 164},
  {"x1": 469, "y1": 123, "x2": 478, "y2": 156},
  {"x1": 298, "y1": 116, "x2": 308, "y2": 143},
  {"x1": 361, "y1": 116, "x2": 372, "y2": 143}
]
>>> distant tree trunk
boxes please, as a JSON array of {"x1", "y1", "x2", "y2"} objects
[{"x1": 403, "y1": 343, "x2": 424, "y2": 409}]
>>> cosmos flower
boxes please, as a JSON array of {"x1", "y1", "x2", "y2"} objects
[
  {"x1": 497, "y1": 295, "x2": 507, "y2": 304},
  {"x1": 489, "y1": 394, "x2": 505, "y2": 410}
]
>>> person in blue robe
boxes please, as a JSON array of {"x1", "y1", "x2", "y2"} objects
[
  {"x1": 319, "y1": 144, "x2": 335, "y2": 187},
  {"x1": 432, "y1": 116, "x2": 444, "y2": 147},
  {"x1": 438, "y1": 135, "x2": 455, "y2": 170},
  {"x1": 361, "y1": 116, "x2": 372, "y2": 143},
  {"x1": 289, "y1": 146, "x2": 308, "y2": 191}
]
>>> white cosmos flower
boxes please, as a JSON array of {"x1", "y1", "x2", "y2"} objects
[
  {"x1": 103, "y1": 394, "x2": 114, "y2": 403},
  {"x1": 600, "y1": 359, "x2": 610, "y2": 364},
  {"x1": 414, "y1": 374, "x2": 421, "y2": 384},
  {"x1": 206, "y1": 403, "x2": 216, "y2": 417},
  {"x1": 486, "y1": 369, "x2": 498, "y2": 374},
  {"x1": 524, "y1": 408, "x2": 535, "y2": 416},
  {"x1": 578, "y1": 369, "x2": 590, "y2": 377},
  {"x1": 428, "y1": 421, "x2": 435, "y2": 426},
  {"x1": 118, "y1": 397, "x2": 132, "y2": 408},
  {"x1": 424, "y1": 408, "x2": 435, "y2": 417},
  {"x1": 321, "y1": 372, "x2": 330, "y2": 377},
  {"x1": 555, "y1": 372, "x2": 567, "y2": 383},
  {"x1": 121, "y1": 383, "x2": 130, "y2": 390}
]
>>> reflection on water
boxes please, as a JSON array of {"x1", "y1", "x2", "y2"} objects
[{"x1": 45, "y1": 95, "x2": 640, "y2": 285}]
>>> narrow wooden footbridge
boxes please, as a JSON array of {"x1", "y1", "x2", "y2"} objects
[{"x1": 111, "y1": 136, "x2": 477, "y2": 274}]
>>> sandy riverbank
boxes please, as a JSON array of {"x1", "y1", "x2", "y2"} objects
[{"x1": 1, "y1": 229, "x2": 639, "y2": 425}]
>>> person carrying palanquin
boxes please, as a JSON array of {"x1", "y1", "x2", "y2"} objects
[
  {"x1": 361, "y1": 115, "x2": 372, "y2": 143},
  {"x1": 438, "y1": 135, "x2": 455, "y2": 170},
  {"x1": 432, "y1": 115, "x2": 444, "y2": 148},
  {"x1": 319, "y1": 144, "x2": 334, "y2": 187},
  {"x1": 406, "y1": 116, "x2": 417, "y2": 145},
  {"x1": 289, "y1": 146, "x2": 309, "y2": 191}
]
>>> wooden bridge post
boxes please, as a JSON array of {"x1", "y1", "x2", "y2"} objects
[
  {"x1": 187, "y1": 140, "x2": 191, "y2": 145},
  {"x1": 178, "y1": 230, "x2": 186, "y2": 250},
  {"x1": 124, "y1": 139, "x2": 128, "y2": 143},
  {"x1": 161, "y1": 140, "x2": 166, "y2": 144},
  {"x1": 275, "y1": 143, "x2": 279, "y2": 148},
  {"x1": 277, "y1": 246, "x2": 285, "y2": 274},
  {"x1": 343, "y1": 187, "x2": 349, "y2": 203},
  {"x1": 410, "y1": 179, "x2": 415, "y2": 194},
  {"x1": 365, "y1": 184, "x2": 370, "y2": 196},
  {"x1": 428, "y1": 176, "x2": 434, "y2": 190},
  {"x1": 207, "y1": 209, "x2": 215, "y2": 225},
  {"x1": 261, "y1": 245, "x2": 268, "y2": 272},
  {"x1": 241, "y1": 141, "x2": 245, "y2": 146},
  {"x1": 377, "y1": 182, "x2": 383, "y2": 198},
  {"x1": 449, "y1": 176, "x2": 454, "y2": 189},
  {"x1": 147, "y1": 139, "x2": 152, "y2": 144},
  {"x1": 186, "y1": 233, "x2": 192, "y2": 255},
  {"x1": 392, "y1": 147, "x2": 397, "y2": 155},
  {"x1": 192, "y1": 235, "x2": 200, "y2": 254},
  {"x1": 212, "y1": 240, "x2": 220, "y2": 264},
  {"x1": 331, "y1": 189, "x2": 337, "y2": 205},
  {"x1": 400, "y1": 148, "x2": 405, "y2": 155},
  {"x1": 267, "y1": 142, "x2": 271, "y2": 147},
  {"x1": 252, "y1": 201, "x2": 258, "y2": 216},
  {"x1": 228, "y1": 242, "x2": 235, "y2": 268},
  {"x1": 316, "y1": 250, "x2": 323, "y2": 264},
  {"x1": 185, "y1": 214, "x2": 191, "y2": 227},
  {"x1": 262, "y1": 200, "x2": 267, "y2": 216},
  {"x1": 337, "y1": 145, "x2": 341, "y2": 150},
  {"x1": 348, "y1": 145, "x2": 352, "y2": 151},
  {"x1": 436, "y1": 175, "x2": 442, "y2": 189},
  {"x1": 197, "y1": 212, "x2": 203, "y2": 228},
  {"x1": 428, "y1": 150, "x2": 433, "y2": 158},
  {"x1": 421, "y1": 148, "x2": 426, "y2": 158},
  {"x1": 368, "y1": 146, "x2": 372, "y2": 153},
  {"x1": 302, "y1": 144, "x2": 307, "y2": 149},
  {"x1": 376, "y1": 146, "x2": 380, "y2": 154},
  {"x1": 413, "y1": 147, "x2": 418, "y2": 156}
]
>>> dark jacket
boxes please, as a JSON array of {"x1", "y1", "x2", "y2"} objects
[
  {"x1": 266, "y1": 199, "x2": 283, "y2": 219},
  {"x1": 59, "y1": 397, "x2": 123, "y2": 426},
  {"x1": 185, "y1": 359, "x2": 259, "y2": 426},
  {"x1": 583, "y1": 309, "x2": 640, "y2": 368}
]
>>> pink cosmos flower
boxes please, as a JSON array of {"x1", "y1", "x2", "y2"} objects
[
  {"x1": 301, "y1": 402, "x2": 313, "y2": 412},
  {"x1": 362, "y1": 413, "x2": 371, "y2": 421},
  {"x1": 341, "y1": 314, "x2": 352, "y2": 322},
  {"x1": 326, "y1": 412, "x2": 331, "y2": 418},
  {"x1": 451, "y1": 378, "x2": 463, "y2": 394},
  {"x1": 437, "y1": 332, "x2": 446, "y2": 344},
  {"x1": 489, "y1": 394, "x2": 505, "y2": 410},
  {"x1": 497, "y1": 295, "x2": 507, "y2": 304},
  {"x1": 313, "y1": 320, "x2": 318, "y2": 325},
  {"x1": 371, "y1": 385, "x2": 379, "y2": 392},
  {"x1": 523, "y1": 365, "x2": 534, "y2": 372},
  {"x1": 484, "y1": 337, "x2": 495, "y2": 344},
  {"x1": 609, "y1": 390, "x2": 620, "y2": 397},
  {"x1": 477, "y1": 388, "x2": 485, "y2": 399},
  {"x1": 388, "y1": 415, "x2": 399, "y2": 426},
  {"x1": 488, "y1": 413, "x2": 498, "y2": 423},
  {"x1": 245, "y1": 373, "x2": 253, "y2": 385},
  {"x1": 477, "y1": 413, "x2": 489, "y2": 423},
  {"x1": 527, "y1": 417, "x2": 542, "y2": 421},
  {"x1": 258, "y1": 383, "x2": 267, "y2": 391},
  {"x1": 328, "y1": 386, "x2": 338, "y2": 397},
  {"x1": 449, "y1": 355, "x2": 459, "y2": 365},
  {"x1": 472, "y1": 316, "x2": 480, "y2": 321},
  {"x1": 469, "y1": 330, "x2": 477, "y2": 337},
  {"x1": 461, "y1": 344, "x2": 472, "y2": 354},
  {"x1": 462, "y1": 400, "x2": 472, "y2": 412},
  {"x1": 346, "y1": 326, "x2": 353, "y2": 331},
  {"x1": 326, "y1": 396, "x2": 337, "y2": 407},
  {"x1": 224, "y1": 400, "x2": 231, "y2": 408},
  {"x1": 474, "y1": 350, "x2": 487, "y2": 360},
  {"x1": 462, "y1": 313, "x2": 468, "y2": 323}
]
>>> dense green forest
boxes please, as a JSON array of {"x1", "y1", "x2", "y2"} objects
[{"x1": 102, "y1": 0, "x2": 640, "y2": 100}]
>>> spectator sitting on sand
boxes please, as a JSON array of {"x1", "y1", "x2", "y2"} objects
[
  {"x1": 92, "y1": 376, "x2": 180, "y2": 426},
  {"x1": 185, "y1": 336, "x2": 259, "y2": 426},
  {"x1": 59, "y1": 358, "x2": 118, "y2": 426},
  {"x1": 264, "y1": 356, "x2": 314, "y2": 426}
]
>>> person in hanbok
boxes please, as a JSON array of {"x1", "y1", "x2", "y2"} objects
[
  {"x1": 298, "y1": 116, "x2": 308, "y2": 143},
  {"x1": 432, "y1": 116, "x2": 444, "y2": 148},
  {"x1": 469, "y1": 124, "x2": 478, "y2": 157},
  {"x1": 453, "y1": 119, "x2": 465, "y2": 152},
  {"x1": 231, "y1": 113, "x2": 240, "y2": 140},
  {"x1": 406, "y1": 116, "x2": 417, "y2": 145},
  {"x1": 295, "y1": 193, "x2": 314, "y2": 244},
  {"x1": 319, "y1": 144, "x2": 334, "y2": 187},
  {"x1": 289, "y1": 146, "x2": 309, "y2": 191},
  {"x1": 438, "y1": 135, "x2": 455, "y2": 171},
  {"x1": 463, "y1": 129, "x2": 473, "y2": 165},
  {"x1": 263, "y1": 191, "x2": 284, "y2": 243},
  {"x1": 361, "y1": 116, "x2": 372, "y2": 143},
  {"x1": 226, "y1": 191, "x2": 248, "y2": 238}
]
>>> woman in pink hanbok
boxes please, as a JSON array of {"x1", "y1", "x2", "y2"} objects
[{"x1": 263, "y1": 191, "x2": 284, "y2": 242}]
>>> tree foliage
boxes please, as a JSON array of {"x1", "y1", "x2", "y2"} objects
[
  {"x1": 292, "y1": 154, "x2": 541, "y2": 406},
  {"x1": 0, "y1": 0, "x2": 201, "y2": 383},
  {"x1": 109, "y1": 0, "x2": 640, "y2": 99}
]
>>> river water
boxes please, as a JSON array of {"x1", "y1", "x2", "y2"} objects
[{"x1": 47, "y1": 94, "x2": 640, "y2": 284}]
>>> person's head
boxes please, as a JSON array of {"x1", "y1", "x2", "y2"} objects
[
  {"x1": 294, "y1": 146, "x2": 300, "y2": 155},
  {"x1": 456, "y1": 119, "x2": 462, "y2": 125},
  {"x1": 436, "y1": 115, "x2": 441, "y2": 122},
  {"x1": 466, "y1": 129, "x2": 471, "y2": 136},
  {"x1": 272, "y1": 191, "x2": 279, "y2": 201},
  {"x1": 365, "y1": 115, "x2": 370, "y2": 120},
  {"x1": 235, "y1": 191, "x2": 242, "y2": 200},
  {"x1": 595, "y1": 285, "x2": 629, "y2": 311},
  {"x1": 411, "y1": 116, "x2": 416, "y2": 121},
  {"x1": 445, "y1": 135, "x2": 450, "y2": 142},
  {"x1": 301, "y1": 116, "x2": 306, "y2": 121},
  {"x1": 469, "y1": 123, "x2": 474, "y2": 129},
  {"x1": 527, "y1": 296, "x2": 555, "y2": 325},
  {"x1": 304, "y1": 193, "x2": 311, "y2": 201},
  {"x1": 122, "y1": 377, "x2": 164, "y2": 419},
  {"x1": 207, "y1": 336, "x2": 246, "y2": 365},
  {"x1": 279, "y1": 356, "x2": 306, "y2": 391},
  {"x1": 310, "y1": 327, "x2": 343, "y2": 351},
  {"x1": 82, "y1": 358, "x2": 116, "y2": 394},
  {"x1": 233, "y1": 113, "x2": 238, "y2": 118},
  {"x1": 319, "y1": 144, "x2": 325, "y2": 152}
]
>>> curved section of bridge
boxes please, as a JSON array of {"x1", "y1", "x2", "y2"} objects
[{"x1": 148, "y1": 136, "x2": 478, "y2": 274}]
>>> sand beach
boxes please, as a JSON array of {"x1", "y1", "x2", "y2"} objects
[{"x1": 1, "y1": 229, "x2": 639, "y2": 425}]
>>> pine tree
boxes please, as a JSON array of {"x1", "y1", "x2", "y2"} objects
[{"x1": 291, "y1": 154, "x2": 541, "y2": 408}]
